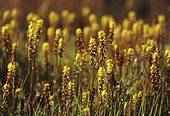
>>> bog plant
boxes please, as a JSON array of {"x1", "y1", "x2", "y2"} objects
[{"x1": 0, "y1": 7, "x2": 169, "y2": 116}]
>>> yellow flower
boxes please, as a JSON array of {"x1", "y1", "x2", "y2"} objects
[
  {"x1": 48, "y1": 11, "x2": 59, "y2": 26},
  {"x1": 56, "y1": 28, "x2": 62, "y2": 38},
  {"x1": 61, "y1": 10, "x2": 69, "y2": 19},
  {"x1": 47, "y1": 27, "x2": 55, "y2": 38},
  {"x1": 152, "y1": 52, "x2": 159, "y2": 62},
  {"x1": 158, "y1": 15, "x2": 165, "y2": 24},
  {"x1": 2, "y1": 10, "x2": 10, "y2": 22},
  {"x1": 98, "y1": 31, "x2": 105, "y2": 41},
  {"x1": 8, "y1": 62, "x2": 16, "y2": 73},
  {"x1": 83, "y1": 107, "x2": 90, "y2": 115},
  {"x1": 91, "y1": 22, "x2": 99, "y2": 32},
  {"x1": 43, "y1": 42, "x2": 50, "y2": 51},
  {"x1": 68, "y1": 12, "x2": 75, "y2": 23},
  {"x1": 81, "y1": 7, "x2": 91, "y2": 16},
  {"x1": 122, "y1": 19, "x2": 130, "y2": 29},
  {"x1": 11, "y1": 8, "x2": 18, "y2": 19},
  {"x1": 101, "y1": 16, "x2": 109, "y2": 28},
  {"x1": 143, "y1": 24, "x2": 153, "y2": 39},
  {"x1": 49, "y1": 95, "x2": 54, "y2": 105},
  {"x1": 1, "y1": 24, "x2": 9, "y2": 34},
  {"x1": 89, "y1": 37, "x2": 96, "y2": 48},
  {"x1": 63, "y1": 66, "x2": 70, "y2": 75},
  {"x1": 83, "y1": 26, "x2": 91, "y2": 37},
  {"x1": 128, "y1": 11, "x2": 136, "y2": 22},
  {"x1": 89, "y1": 14, "x2": 97, "y2": 24},
  {"x1": 106, "y1": 59, "x2": 113, "y2": 74},
  {"x1": 76, "y1": 28, "x2": 82, "y2": 36},
  {"x1": 132, "y1": 22, "x2": 141, "y2": 34},
  {"x1": 44, "y1": 83, "x2": 50, "y2": 90},
  {"x1": 101, "y1": 90, "x2": 108, "y2": 97},
  {"x1": 97, "y1": 67, "x2": 105, "y2": 81},
  {"x1": 132, "y1": 93, "x2": 138, "y2": 103},
  {"x1": 58, "y1": 38, "x2": 64, "y2": 51},
  {"x1": 109, "y1": 19, "x2": 116, "y2": 30}
]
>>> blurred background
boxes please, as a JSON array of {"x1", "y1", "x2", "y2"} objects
[{"x1": 0, "y1": 0, "x2": 169, "y2": 22}]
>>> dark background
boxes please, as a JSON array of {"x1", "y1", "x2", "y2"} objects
[{"x1": 0, "y1": 0, "x2": 169, "y2": 24}]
